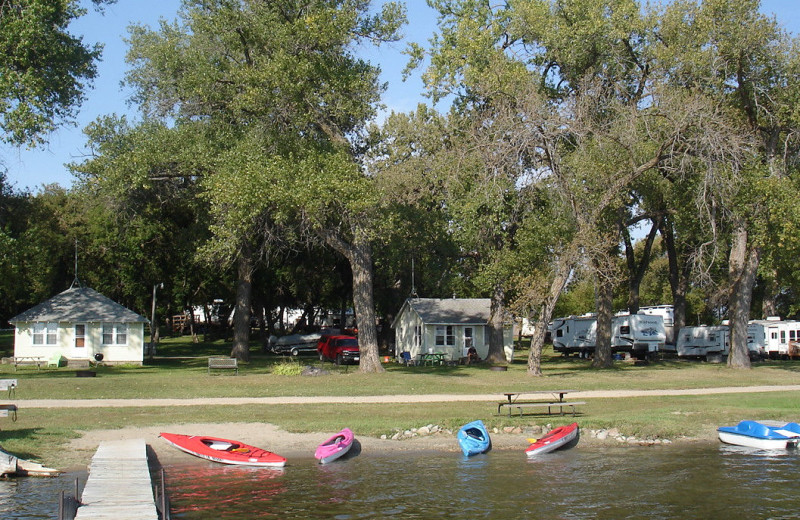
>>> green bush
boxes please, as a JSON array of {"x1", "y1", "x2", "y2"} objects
[{"x1": 271, "y1": 361, "x2": 303, "y2": 376}]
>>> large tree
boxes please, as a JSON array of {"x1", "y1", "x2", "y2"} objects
[
  {"x1": 418, "y1": 0, "x2": 746, "y2": 374},
  {"x1": 657, "y1": 0, "x2": 800, "y2": 368},
  {"x1": 0, "y1": 0, "x2": 115, "y2": 146},
  {"x1": 118, "y1": 0, "x2": 404, "y2": 366}
]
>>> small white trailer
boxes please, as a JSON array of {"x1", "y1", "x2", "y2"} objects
[
  {"x1": 549, "y1": 312, "x2": 666, "y2": 358},
  {"x1": 747, "y1": 318, "x2": 800, "y2": 358},
  {"x1": 549, "y1": 314, "x2": 598, "y2": 357},
  {"x1": 676, "y1": 326, "x2": 729, "y2": 359}
]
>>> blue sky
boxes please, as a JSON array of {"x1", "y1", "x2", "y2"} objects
[{"x1": 2, "y1": 0, "x2": 799, "y2": 192}]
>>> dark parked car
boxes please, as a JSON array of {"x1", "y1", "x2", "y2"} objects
[{"x1": 317, "y1": 335, "x2": 360, "y2": 365}]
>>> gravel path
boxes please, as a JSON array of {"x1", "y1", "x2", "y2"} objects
[{"x1": 17, "y1": 384, "x2": 800, "y2": 408}]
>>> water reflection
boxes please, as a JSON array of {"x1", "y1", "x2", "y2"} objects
[
  {"x1": 162, "y1": 446, "x2": 800, "y2": 519},
  {"x1": 3, "y1": 445, "x2": 799, "y2": 519},
  {"x1": 0, "y1": 470, "x2": 85, "y2": 520}
]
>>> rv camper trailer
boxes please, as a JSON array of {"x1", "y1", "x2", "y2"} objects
[
  {"x1": 549, "y1": 313, "x2": 666, "y2": 358},
  {"x1": 676, "y1": 326, "x2": 729, "y2": 359},
  {"x1": 549, "y1": 314, "x2": 597, "y2": 357},
  {"x1": 639, "y1": 305, "x2": 675, "y2": 348},
  {"x1": 747, "y1": 318, "x2": 800, "y2": 358}
]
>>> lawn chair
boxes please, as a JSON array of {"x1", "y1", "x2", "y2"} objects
[
  {"x1": 400, "y1": 351, "x2": 416, "y2": 366},
  {"x1": 47, "y1": 353, "x2": 62, "y2": 368}
]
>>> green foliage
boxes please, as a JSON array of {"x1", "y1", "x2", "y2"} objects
[
  {"x1": 271, "y1": 361, "x2": 304, "y2": 376},
  {"x1": 0, "y1": 0, "x2": 115, "y2": 146}
]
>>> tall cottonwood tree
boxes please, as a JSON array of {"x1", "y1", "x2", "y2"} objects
[
  {"x1": 121, "y1": 0, "x2": 404, "y2": 366},
  {"x1": 419, "y1": 0, "x2": 749, "y2": 374},
  {"x1": 657, "y1": 0, "x2": 800, "y2": 368}
]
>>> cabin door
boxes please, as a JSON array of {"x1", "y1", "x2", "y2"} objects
[
  {"x1": 72, "y1": 323, "x2": 89, "y2": 359},
  {"x1": 462, "y1": 327, "x2": 474, "y2": 359}
]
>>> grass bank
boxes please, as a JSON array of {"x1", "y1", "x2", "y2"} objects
[{"x1": 1, "y1": 335, "x2": 799, "y2": 468}]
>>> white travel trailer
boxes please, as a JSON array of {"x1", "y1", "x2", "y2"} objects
[
  {"x1": 549, "y1": 314, "x2": 597, "y2": 357},
  {"x1": 549, "y1": 313, "x2": 666, "y2": 358},
  {"x1": 676, "y1": 326, "x2": 730, "y2": 359},
  {"x1": 747, "y1": 318, "x2": 800, "y2": 358},
  {"x1": 639, "y1": 305, "x2": 675, "y2": 348}
]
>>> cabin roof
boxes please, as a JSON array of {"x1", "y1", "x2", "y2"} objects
[
  {"x1": 9, "y1": 286, "x2": 148, "y2": 324},
  {"x1": 393, "y1": 298, "x2": 491, "y2": 328}
]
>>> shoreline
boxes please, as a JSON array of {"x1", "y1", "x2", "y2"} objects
[{"x1": 65, "y1": 421, "x2": 719, "y2": 471}]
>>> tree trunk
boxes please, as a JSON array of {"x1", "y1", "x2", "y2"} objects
[
  {"x1": 623, "y1": 215, "x2": 661, "y2": 314},
  {"x1": 486, "y1": 284, "x2": 508, "y2": 364},
  {"x1": 760, "y1": 270, "x2": 779, "y2": 318},
  {"x1": 593, "y1": 268, "x2": 614, "y2": 368},
  {"x1": 231, "y1": 250, "x2": 253, "y2": 362},
  {"x1": 323, "y1": 229, "x2": 384, "y2": 373},
  {"x1": 527, "y1": 247, "x2": 578, "y2": 375},
  {"x1": 660, "y1": 216, "x2": 687, "y2": 345},
  {"x1": 727, "y1": 226, "x2": 758, "y2": 369}
]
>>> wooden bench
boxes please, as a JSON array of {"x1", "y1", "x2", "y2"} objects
[
  {"x1": 208, "y1": 357, "x2": 238, "y2": 375},
  {"x1": 13, "y1": 357, "x2": 45, "y2": 371},
  {"x1": 509, "y1": 401, "x2": 585, "y2": 417}
]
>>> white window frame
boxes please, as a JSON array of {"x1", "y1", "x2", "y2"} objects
[
  {"x1": 32, "y1": 322, "x2": 58, "y2": 346},
  {"x1": 102, "y1": 322, "x2": 128, "y2": 345},
  {"x1": 413, "y1": 325, "x2": 422, "y2": 349},
  {"x1": 435, "y1": 325, "x2": 455, "y2": 346}
]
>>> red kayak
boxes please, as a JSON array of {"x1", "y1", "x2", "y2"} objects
[
  {"x1": 160, "y1": 432, "x2": 286, "y2": 467},
  {"x1": 525, "y1": 423, "x2": 579, "y2": 458}
]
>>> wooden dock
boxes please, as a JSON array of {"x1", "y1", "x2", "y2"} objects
[{"x1": 75, "y1": 438, "x2": 159, "y2": 520}]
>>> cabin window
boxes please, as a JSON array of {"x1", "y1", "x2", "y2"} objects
[
  {"x1": 709, "y1": 334, "x2": 716, "y2": 342},
  {"x1": 32, "y1": 322, "x2": 57, "y2": 345},
  {"x1": 556, "y1": 329, "x2": 563, "y2": 338},
  {"x1": 102, "y1": 322, "x2": 128, "y2": 345},
  {"x1": 780, "y1": 331, "x2": 786, "y2": 343},
  {"x1": 435, "y1": 325, "x2": 455, "y2": 346},
  {"x1": 620, "y1": 326, "x2": 631, "y2": 334},
  {"x1": 413, "y1": 326, "x2": 422, "y2": 349},
  {"x1": 790, "y1": 330, "x2": 796, "y2": 341}
]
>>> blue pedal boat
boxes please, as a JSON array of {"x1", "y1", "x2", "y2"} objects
[
  {"x1": 717, "y1": 420, "x2": 800, "y2": 450},
  {"x1": 458, "y1": 420, "x2": 491, "y2": 456}
]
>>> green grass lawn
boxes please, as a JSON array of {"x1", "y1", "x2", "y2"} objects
[{"x1": 1, "y1": 333, "x2": 799, "y2": 468}]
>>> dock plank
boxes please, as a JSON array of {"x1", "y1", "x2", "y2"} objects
[{"x1": 75, "y1": 438, "x2": 159, "y2": 520}]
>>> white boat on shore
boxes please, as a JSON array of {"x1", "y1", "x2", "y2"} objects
[{"x1": 717, "y1": 421, "x2": 800, "y2": 450}]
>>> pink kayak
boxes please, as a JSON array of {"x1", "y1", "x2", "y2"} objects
[
  {"x1": 160, "y1": 432, "x2": 286, "y2": 467},
  {"x1": 314, "y1": 428, "x2": 354, "y2": 464},
  {"x1": 526, "y1": 423, "x2": 580, "y2": 457}
]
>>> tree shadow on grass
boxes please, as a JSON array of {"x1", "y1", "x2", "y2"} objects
[{"x1": 0, "y1": 427, "x2": 63, "y2": 461}]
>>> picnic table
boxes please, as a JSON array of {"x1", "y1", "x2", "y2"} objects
[
  {"x1": 419, "y1": 352, "x2": 447, "y2": 366},
  {"x1": 13, "y1": 357, "x2": 45, "y2": 371},
  {"x1": 497, "y1": 389, "x2": 584, "y2": 416}
]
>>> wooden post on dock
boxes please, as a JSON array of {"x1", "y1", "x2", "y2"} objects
[{"x1": 74, "y1": 438, "x2": 159, "y2": 520}]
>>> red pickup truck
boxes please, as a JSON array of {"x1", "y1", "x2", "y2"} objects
[{"x1": 317, "y1": 335, "x2": 360, "y2": 365}]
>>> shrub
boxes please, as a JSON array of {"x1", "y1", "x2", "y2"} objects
[{"x1": 272, "y1": 361, "x2": 303, "y2": 376}]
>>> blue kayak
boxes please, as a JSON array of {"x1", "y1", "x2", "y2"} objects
[{"x1": 458, "y1": 420, "x2": 491, "y2": 456}]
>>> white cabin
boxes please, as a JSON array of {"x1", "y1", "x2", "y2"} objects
[
  {"x1": 392, "y1": 298, "x2": 514, "y2": 363},
  {"x1": 9, "y1": 285, "x2": 148, "y2": 366},
  {"x1": 549, "y1": 312, "x2": 666, "y2": 357}
]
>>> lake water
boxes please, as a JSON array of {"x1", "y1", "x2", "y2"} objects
[{"x1": 3, "y1": 444, "x2": 799, "y2": 519}]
